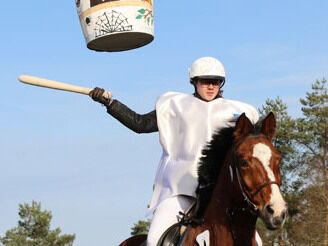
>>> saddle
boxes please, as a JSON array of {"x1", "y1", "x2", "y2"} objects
[
  {"x1": 118, "y1": 223, "x2": 188, "y2": 246},
  {"x1": 157, "y1": 221, "x2": 190, "y2": 246},
  {"x1": 119, "y1": 197, "x2": 203, "y2": 246},
  {"x1": 119, "y1": 202, "x2": 201, "y2": 246}
]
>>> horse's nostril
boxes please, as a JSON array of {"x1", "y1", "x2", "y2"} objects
[
  {"x1": 272, "y1": 211, "x2": 287, "y2": 227},
  {"x1": 266, "y1": 205, "x2": 274, "y2": 215},
  {"x1": 273, "y1": 216, "x2": 283, "y2": 226}
]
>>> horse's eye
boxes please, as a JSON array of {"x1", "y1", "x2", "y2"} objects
[{"x1": 240, "y1": 160, "x2": 249, "y2": 167}]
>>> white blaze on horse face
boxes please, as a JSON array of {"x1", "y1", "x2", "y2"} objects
[{"x1": 252, "y1": 143, "x2": 286, "y2": 217}]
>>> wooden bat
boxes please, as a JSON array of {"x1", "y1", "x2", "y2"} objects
[{"x1": 18, "y1": 75, "x2": 112, "y2": 99}]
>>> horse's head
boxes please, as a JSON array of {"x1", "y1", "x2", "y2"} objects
[{"x1": 233, "y1": 112, "x2": 287, "y2": 230}]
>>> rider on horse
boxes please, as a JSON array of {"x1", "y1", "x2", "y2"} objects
[{"x1": 90, "y1": 57, "x2": 261, "y2": 246}]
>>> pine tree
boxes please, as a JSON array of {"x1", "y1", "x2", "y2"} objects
[
  {"x1": 131, "y1": 220, "x2": 150, "y2": 236},
  {"x1": 290, "y1": 78, "x2": 328, "y2": 244},
  {"x1": 259, "y1": 96, "x2": 297, "y2": 189},
  {"x1": 0, "y1": 201, "x2": 75, "y2": 246}
]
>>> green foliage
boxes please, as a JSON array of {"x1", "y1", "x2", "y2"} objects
[
  {"x1": 0, "y1": 201, "x2": 75, "y2": 246},
  {"x1": 130, "y1": 220, "x2": 150, "y2": 236},
  {"x1": 296, "y1": 78, "x2": 328, "y2": 166},
  {"x1": 288, "y1": 78, "x2": 328, "y2": 245}
]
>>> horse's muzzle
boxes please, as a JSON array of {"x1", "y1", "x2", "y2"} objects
[{"x1": 259, "y1": 204, "x2": 288, "y2": 230}]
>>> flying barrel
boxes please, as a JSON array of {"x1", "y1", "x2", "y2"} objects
[{"x1": 76, "y1": 0, "x2": 154, "y2": 52}]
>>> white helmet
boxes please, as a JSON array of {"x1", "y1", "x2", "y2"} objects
[{"x1": 189, "y1": 57, "x2": 226, "y2": 86}]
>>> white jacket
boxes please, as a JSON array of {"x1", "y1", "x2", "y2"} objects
[{"x1": 147, "y1": 92, "x2": 259, "y2": 215}]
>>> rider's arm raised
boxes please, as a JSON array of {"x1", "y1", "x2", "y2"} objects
[
  {"x1": 107, "y1": 100, "x2": 158, "y2": 134},
  {"x1": 89, "y1": 87, "x2": 158, "y2": 133}
]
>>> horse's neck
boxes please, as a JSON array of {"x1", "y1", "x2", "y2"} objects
[
  {"x1": 203, "y1": 159, "x2": 238, "y2": 222},
  {"x1": 203, "y1": 154, "x2": 257, "y2": 245}
]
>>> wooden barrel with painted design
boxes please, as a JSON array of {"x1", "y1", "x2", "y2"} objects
[{"x1": 76, "y1": 0, "x2": 154, "y2": 52}]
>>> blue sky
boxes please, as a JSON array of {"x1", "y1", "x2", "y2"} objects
[{"x1": 1, "y1": 1, "x2": 327, "y2": 245}]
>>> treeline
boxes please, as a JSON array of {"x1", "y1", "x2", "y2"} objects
[{"x1": 0, "y1": 201, "x2": 75, "y2": 246}]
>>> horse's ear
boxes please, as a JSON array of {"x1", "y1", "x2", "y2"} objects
[
  {"x1": 261, "y1": 112, "x2": 276, "y2": 139},
  {"x1": 234, "y1": 113, "x2": 253, "y2": 141}
]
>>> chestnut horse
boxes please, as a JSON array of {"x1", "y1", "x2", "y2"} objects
[
  {"x1": 120, "y1": 112, "x2": 287, "y2": 246},
  {"x1": 181, "y1": 112, "x2": 287, "y2": 246}
]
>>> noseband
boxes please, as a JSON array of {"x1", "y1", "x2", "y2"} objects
[{"x1": 233, "y1": 158, "x2": 279, "y2": 214}]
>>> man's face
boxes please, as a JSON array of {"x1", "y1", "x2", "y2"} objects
[{"x1": 195, "y1": 79, "x2": 221, "y2": 101}]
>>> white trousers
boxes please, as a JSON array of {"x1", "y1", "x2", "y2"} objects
[
  {"x1": 147, "y1": 196, "x2": 193, "y2": 246},
  {"x1": 146, "y1": 195, "x2": 262, "y2": 246}
]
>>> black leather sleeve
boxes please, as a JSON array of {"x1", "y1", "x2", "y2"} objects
[{"x1": 106, "y1": 99, "x2": 158, "y2": 134}]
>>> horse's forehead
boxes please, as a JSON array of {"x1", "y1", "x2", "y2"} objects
[
  {"x1": 239, "y1": 140, "x2": 277, "y2": 180},
  {"x1": 252, "y1": 143, "x2": 272, "y2": 166},
  {"x1": 238, "y1": 137, "x2": 274, "y2": 158}
]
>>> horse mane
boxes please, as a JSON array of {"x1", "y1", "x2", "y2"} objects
[
  {"x1": 195, "y1": 119, "x2": 263, "y2": 218},
  {"x1": 197, "y1": 127, "x2": 234, "y2": 189}
]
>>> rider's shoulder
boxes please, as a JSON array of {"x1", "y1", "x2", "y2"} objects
[
  {"x1": 160, "y1": 91, "x2": 188, "y2": 98},
  {"x1": 220, "y1": 98, "x2": 254, "y2": 107},
  {"x1": 157, "y1": 91, "x2": 190, "y2": 102},
  {"x1": 220, "y1": 98, "x2": 259, "y2": 122}
]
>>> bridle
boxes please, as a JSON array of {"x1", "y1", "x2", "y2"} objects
[
  {"x1": 232, "y1": 156, "x2": 279, "y2": 215},
  {"x1": 228, "y1": 144, "x2": 280, "y2": 213},
  {"x1": 216, "y1": 144, "x2": 280, "y2": 245}
]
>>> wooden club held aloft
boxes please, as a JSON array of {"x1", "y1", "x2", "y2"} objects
[{"x1": 18, "y1": 75, "x2": 112, "y2": 99}]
